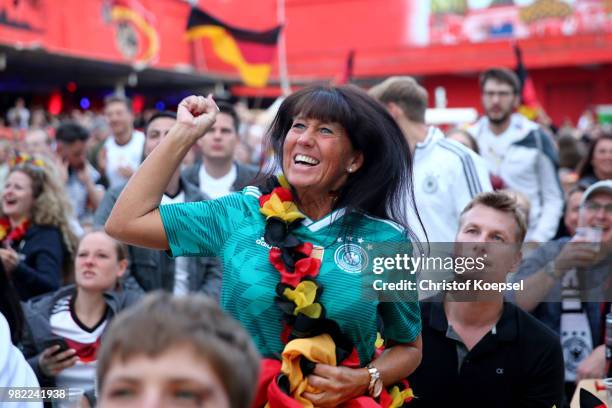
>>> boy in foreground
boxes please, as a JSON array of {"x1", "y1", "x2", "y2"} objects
[{"x1": 96, "y1": 292, "x2": 260, "y2": 408}]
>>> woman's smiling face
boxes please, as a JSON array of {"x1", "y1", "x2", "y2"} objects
[
  {"x1": 592, "y1": 138, "x2": 612, "y2": 179},
  {"x1": 282, "y1": 116, "x2": 363, "y2": 200},
  {"x1": 2, "y1": 171, "x2": 34, "y2": 220}
]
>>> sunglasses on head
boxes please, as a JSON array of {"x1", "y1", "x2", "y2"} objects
[{"x1": 9, "y1": 153, "x2": 46, "y2": 170}]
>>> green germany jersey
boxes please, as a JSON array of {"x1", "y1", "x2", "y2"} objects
[{"x1": 159, "y1": 186, "x2": 421, "y2": 364}]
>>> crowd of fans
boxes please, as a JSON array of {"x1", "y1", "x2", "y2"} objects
[{"x1": 0, "y1": 67, "x2": 610, "y2": 408}]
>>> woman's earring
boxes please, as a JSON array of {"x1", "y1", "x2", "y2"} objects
[{"x1": 347, "y1": 167, "x2": 353, "y2": 173}]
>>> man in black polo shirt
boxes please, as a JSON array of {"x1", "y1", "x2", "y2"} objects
[{"x1": 409, "y1": 191, "x2": 564, "y2": 407}]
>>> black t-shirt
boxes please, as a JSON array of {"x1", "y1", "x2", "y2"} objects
[{"x1": 409, "y1": 300, "x2": 564, "y2": 408}]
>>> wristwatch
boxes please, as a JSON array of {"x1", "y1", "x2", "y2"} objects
[{"x1": 366, "y1": 363, "x2": 383, "y2": 398}]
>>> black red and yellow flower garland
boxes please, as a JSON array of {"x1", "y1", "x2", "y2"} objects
[
  {"x1": 254, "y1": 175, "x2": 414, "y2": 407},
  {"x1": 258, "y1": 176, "x2": 352, "y2": 354}
]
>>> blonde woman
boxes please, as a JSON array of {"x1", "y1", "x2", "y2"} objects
[{"x1": 0, "y1": 158, "x2": 78, "y2": 300}]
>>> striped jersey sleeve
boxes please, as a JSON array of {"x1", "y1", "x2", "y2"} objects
[
  {"x1": 159, "y1": 191, "x2": 251, "y2": 258},
  {"x1": 438, "y1": 139, "x2": 491, "y2": 197},
  {"x1": 438, "y1": 140, "x2": 492, "y2": 220}
]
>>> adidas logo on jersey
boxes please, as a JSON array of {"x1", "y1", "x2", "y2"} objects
[{"x1": 255, "y1": 237, "x2": 272, "y2": 250}]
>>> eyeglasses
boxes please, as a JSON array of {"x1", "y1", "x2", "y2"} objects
[
  {"x1": 583, "y1": 201, "x2": 612, "y2": 215},
  {"x1": 482, "y1": 91, "x2": 515, "y2": 99}
]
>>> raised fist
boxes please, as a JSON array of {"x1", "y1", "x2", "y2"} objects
[{"x1": 176, "y1": 94, "x2": 219, "y2": 142}]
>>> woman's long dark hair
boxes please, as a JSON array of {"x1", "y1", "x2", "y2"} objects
[
  {"x1": 0, "y1": 263, "x2": 25, "y2": 345},
  {"x1": 264, "y1": 85, "x2": 421, "y2": 240},
  {"x1": 576, "y1": 133, "x2": 612, "y2": 181}
]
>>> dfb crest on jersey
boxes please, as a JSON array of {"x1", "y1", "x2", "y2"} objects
[
  {"x1": 334, "y1": 243, "x2": 368, "y2": 274},
  {"x1": 422, "y1": 173, "x2": 439, "y2": 194}
]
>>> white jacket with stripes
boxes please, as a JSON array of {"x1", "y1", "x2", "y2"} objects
[
  {"x1": 407, "y1": 127, "x2": 492, "y2": 244},
  {"x1": 469, "y1": 114, "x2": 563, "y2": 242}
]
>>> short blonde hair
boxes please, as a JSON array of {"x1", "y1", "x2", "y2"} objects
[
  {"x1": 499, "y1": 189, "x2": 531, "y2": 228},
  {"x1": 460, "y1": 191, "x2": 528, "y2": 243},
  {"x1": 368, "y1": 76, "x2": 428, "y2": 123}
]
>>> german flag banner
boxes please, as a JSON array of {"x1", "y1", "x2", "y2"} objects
[
  {"x1": 513, "y1": 42, "x2": 540, "y2": 121},
  {"x1": 186, "y1": 7, "x2": 282, "y2": 87}
]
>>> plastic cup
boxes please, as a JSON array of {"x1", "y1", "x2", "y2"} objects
[
  {"x1": 603, "y1": 378, "x2": 612, "y2": 403},
  {"x1": 575, "y1": 226, "x2": 603, "y2": 252}
]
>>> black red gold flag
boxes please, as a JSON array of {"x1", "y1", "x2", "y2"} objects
[
  {"x1": 579, "y1": 388, "x2": 606, "y2": 408},
  {"x1": 186, "y1": 7, "x2": 282, "y2": 87},
  {"x1": 514, "y1": 42, "x2": 540, "y2": 120}
]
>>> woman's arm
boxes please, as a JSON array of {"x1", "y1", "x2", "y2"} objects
[
  {"x1": 303, "y1": 336, "x2": 422, "y2": 407},
  {"x1": 372, "y1": 336, "x2": 422, "y2": 386},
  {"x1": 105, "y1": 95, "x2": 217, "y2": 249}
]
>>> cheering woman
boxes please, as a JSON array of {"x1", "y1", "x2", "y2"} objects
[
  {"x1": 1, "y1": 158, "x2": 77, "y2": 300},
  {"x1": 106, "y1": 86, "x2": 422, "y2": 407}
]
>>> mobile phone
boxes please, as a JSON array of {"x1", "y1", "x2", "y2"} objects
[{"x1": 43, "y1": 339, "x2": 69, "y2": 355}]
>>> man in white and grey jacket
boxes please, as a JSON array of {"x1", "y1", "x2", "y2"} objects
[
  {"x1": 469, "y1": 68, "x2": 563, "y2": 242},
  {"x1": 370, "y1": 77, "x2": 492, "y2": 243}
]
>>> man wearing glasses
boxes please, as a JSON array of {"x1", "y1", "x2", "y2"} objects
[
  {"x1": 508, "y1": 180, "x2": 612, "y2": 401},
  {"x1": 469, "y1": 68, "x2": 563, "y2": 243}
]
